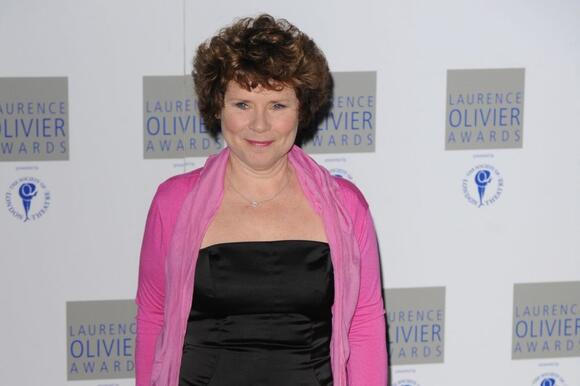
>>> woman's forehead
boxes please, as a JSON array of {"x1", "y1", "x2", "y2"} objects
[{"x1": 225, "y1": 81, "x2": 297, "y2": 99}]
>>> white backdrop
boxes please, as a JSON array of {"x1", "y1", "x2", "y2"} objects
[{"x1": 1, "y1": 0, "x2": 579, "y2": 385}]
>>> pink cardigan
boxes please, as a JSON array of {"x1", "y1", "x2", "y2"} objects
[{"x1": 136, "y1": 146, "x2": 387, "y2": 385}]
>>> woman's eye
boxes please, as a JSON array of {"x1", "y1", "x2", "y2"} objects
[
  {"x1": 235, "y1": 102, "x2": 249, "y2": 110},
  {"x1": 272, "y1": 103, "x2": 286, "y2": 110}
]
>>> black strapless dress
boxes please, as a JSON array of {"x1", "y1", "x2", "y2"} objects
[{"x1": 179, "y1": 240, "x2": 334, "y2": 386}]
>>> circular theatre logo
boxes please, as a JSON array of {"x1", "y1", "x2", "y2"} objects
[
  {"x1": 5, "y1": 176, "x2": 50, "y2": 222},
  {"x1": 462, "y1": 164, "x2": 503, "y2": 207},
  {"x1": 532, "y1": 373, "x2": 568, "y2": 386},
  {"x1": 330, "y1": 167, "x2": 354, "y2": 181},
  {"x1": 393, "y1": 379, "x2": 421, "y2": 386}
]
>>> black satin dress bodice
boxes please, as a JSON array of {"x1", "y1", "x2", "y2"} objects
[{"x1": 179, "y1": 240, "x2": 334, "y2": 386}]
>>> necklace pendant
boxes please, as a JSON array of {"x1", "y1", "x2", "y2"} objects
[{"x1": 250, "y1": 201, "x2": 259, "y2": 208}]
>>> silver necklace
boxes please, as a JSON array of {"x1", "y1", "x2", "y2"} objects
[{"x1": 228, "y1": 172, "x2": 291, "y2": 208}]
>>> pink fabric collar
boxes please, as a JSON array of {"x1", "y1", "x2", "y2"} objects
[{"x1": 151, "y1": 145, "x2": 361, "y2": 386}]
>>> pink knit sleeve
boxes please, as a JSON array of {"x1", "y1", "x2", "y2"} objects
[
  {"x1": 347, "y1": 207, "x2": 388, "y2": 385},
  {"x1": 135, "y1": 196, "x2": 166, "y2": 386}
]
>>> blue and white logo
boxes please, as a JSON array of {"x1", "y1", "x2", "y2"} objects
[
  {"x1": 542, "y1": 378, "x2": 556, "y2": 386},
  {"x1": 462, "y1": 164, "x2": 503, "y2": 207},
  {"x1": 393, "y1": 379, "x2": 421, "y2": 386},
  {"x1": 532, "y1": 372, "x2": 567, "y2": 386},
  {"x1": 330, "y1": 167, "x2": 354, "y2": 181},
  {"x1": 5, "y1": 176, "x2": 50, "y2": 222}
]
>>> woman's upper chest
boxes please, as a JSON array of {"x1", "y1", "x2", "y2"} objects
[{"x1": 200, "y1": 186, "x2": 327, "y2": 248}]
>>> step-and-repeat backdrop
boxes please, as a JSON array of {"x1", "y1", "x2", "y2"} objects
[{"x1": 1, "y1": 1, "x2": 579, "y2": 385}]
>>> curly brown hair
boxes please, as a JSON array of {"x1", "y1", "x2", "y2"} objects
[{"x1": 192, "y1": 14, "x2": 333, "y2": 145}]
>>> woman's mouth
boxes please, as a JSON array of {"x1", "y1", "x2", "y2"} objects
[{"x1": 246, "y1": 139, "x2": 274, "y2": 147}]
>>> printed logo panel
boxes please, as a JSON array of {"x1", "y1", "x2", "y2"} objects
[
  {"x1": 303, "y1": 71, "x2": 376, "y2": 154},
  {"x1": 512, "y1": 281, "x2": 580, "y2": 360},
  {"x1": 386, "y1": 287, "x2": 446, "y2": 365},
  {"x1": 143, "y1": 75, "x2": 223, "y2": 159},
  {"x1": 67, "y1": 299, "x2": 136, "y2": 380},
  {"x1": 446, "y1": 68, "x2": 524, "y2": 150},
  {"x1": 0, "y1": 77, "x2": 69, "y2": 161}
]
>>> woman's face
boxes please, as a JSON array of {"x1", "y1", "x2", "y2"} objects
[{"x1": 220, "y1": 81, "x2": 299, "y2": 172}]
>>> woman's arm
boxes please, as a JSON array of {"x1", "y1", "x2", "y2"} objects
[
  {"x1": 347, "y1": 206, "x2": 388, "y2": 385},
  {"x1": 134, "y1": 171, "x2": 199, "y2": 385},
  {"x1": 135, "y1": 196, "x2": 166, "y2": 386}
]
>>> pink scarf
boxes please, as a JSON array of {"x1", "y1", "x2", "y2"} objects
[{"x1": 151, "y1": 145, "x2": 361, "y2": 386}]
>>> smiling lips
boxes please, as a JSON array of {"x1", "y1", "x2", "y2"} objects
[{"x1": 246, "y1": 139, "x2": 274, "y2": 147}]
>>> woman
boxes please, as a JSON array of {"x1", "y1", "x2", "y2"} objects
[{"x1": 136, "y1": 14, "x2": 387, "y2": 386}]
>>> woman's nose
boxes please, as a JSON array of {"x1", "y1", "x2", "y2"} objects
[{"x1": 249, "y1": 107, "x2": 270, "y2": 133}]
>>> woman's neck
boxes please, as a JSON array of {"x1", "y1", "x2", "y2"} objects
[{"x1": 226, "y1": 154, "x2": 293, "y2": 199}]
